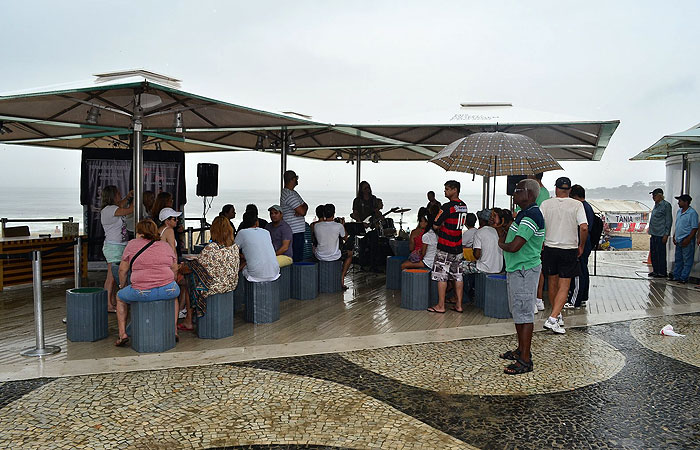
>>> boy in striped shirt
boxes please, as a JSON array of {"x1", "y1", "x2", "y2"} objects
[{"x1": 428, "y1": 180, "x2": 468, "y2": 314}]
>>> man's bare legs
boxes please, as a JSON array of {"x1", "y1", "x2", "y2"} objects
[
  {"x1": 453, "y1": 280, "x2": 464, "y2": 311},
  {"x1": 432, "y1": 281, "x2": 448, "y2": 312},
  {"x1": 548, "y1": 275, "x2": 571, "y2": 319},
  {"x1": 515, "y1": 323, "x2": 533, "y2": 362}
]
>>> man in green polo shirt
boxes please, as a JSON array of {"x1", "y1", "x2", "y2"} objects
[{"x1": 497, "y1": 178, "x2": 546, "y2": 375}]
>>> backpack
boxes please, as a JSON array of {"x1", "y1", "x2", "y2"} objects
[{"x1": 589, "y1": 215, "x2": 604, "y2": 249}]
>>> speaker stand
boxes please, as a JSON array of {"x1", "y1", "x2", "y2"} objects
[{"x1": 197, "y1": 196, "x2": 208, "y2": 245}]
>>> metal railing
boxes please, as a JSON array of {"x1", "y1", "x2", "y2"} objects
[{"x1": 0, "y1": 235, "x2": 84, "y2": 357}]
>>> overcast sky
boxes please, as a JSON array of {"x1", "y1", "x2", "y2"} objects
[{"x1": 2, "y1": 0, "x2": 699, "y2": 197}]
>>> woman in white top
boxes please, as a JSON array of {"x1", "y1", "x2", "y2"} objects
[
  {"x1": 100, "y1": 185, "x2": 134, "y2": 312},
  {"x1": 157, "y1": 207, "x2": 181, "y2": 255}
]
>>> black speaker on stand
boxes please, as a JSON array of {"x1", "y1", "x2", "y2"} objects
[
  {"x1": 196, "y1": 163, "x2": 219, "y2": 245},
  {"x1": 507, "y1": 175, "x2": 528, "y2": 211}
]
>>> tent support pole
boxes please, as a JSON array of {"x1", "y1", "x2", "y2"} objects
[
  {"x1": 132, "y1": 97, "x2": 144, "y2": 221},
  {"x1": 356, "y1": 148, "x2": 361, "y2": 194},
  {"x1": 280, "y1": 127, "x2": 288, "y2": 191}
]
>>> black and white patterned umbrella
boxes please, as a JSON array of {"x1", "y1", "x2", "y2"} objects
[{"x1": 430, "y1": 132, "x2": 562, "y2": 176}]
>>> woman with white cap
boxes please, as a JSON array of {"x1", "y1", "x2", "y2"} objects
[{"x1": 157, "y1": 207, "x2": 182, "y2": 255}]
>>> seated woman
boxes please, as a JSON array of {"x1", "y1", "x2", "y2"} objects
[
  {"x1": 402, "y1": 214, "x2": 438, "y2": 271},
  {"x1": 401, "y1": 215, "x2": 428, "y2": 269},
  {"x1": 157, "y1": 207, "x2": 182, "y2": 254},
  {"x1": 177, "y1": 216, "x2": 240, "y2": 331},
  {"x1": 115, "y1": 219, "x2": 179, "y2": 347}
]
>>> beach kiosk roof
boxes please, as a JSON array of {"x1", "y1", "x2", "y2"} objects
[
  {"x1": 0, "y1": 71, "x2": 620, "y2": 213},
  {"x1": 630, "y1": 122, "x2": 700, "y2": 161}
]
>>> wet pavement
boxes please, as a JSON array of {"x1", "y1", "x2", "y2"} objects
[{"x1": 1, "y1": 314, "x2": 698, "y2": 449}]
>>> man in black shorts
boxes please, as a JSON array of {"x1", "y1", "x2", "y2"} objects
[{"x1": 539, "y1": 177, "x2": 588, "y2": 334}]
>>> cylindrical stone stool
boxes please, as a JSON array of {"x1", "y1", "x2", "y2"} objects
[
  {"x1": 429, "y1": 274, "x2": 439, "y2": 304},
  {"x1": 401, "y1": 269, "x2": 430, "y2": 310},
  {"x1": 131, "y1": 298, "x2": 177, "y2": 353},
  {"x1": 319, "y1": 260, "x2": 343, "y2": 293},
  {"x1": 279, "y1": 264, "x2": 292, "y2": 301},
  {"x1": 475, "y1": 272, "x2": 486, "y2": 309},
  {"x1": 197, "y1": 291, "x2": 234, "y2": 339},
  {"x1": 292, "y1": 262, "x2": 318, "y2": 300},
  {"x1": 245, "y1": 280, "x2": 281, "y2": 323},
  {"x1": 484, "y1": 274, "x2": 511, "y2": 319},
  {"x1": 66, "y1": 287, "x2": 108, "y2": 342},
  {"x1": 386, "y1": 256, "x2": 408, "y2": 290},
  {"x1": 234, "y1": 276, "x2": 247, "y2": 312}
]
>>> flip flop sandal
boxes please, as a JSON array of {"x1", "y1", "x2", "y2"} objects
[
  {"x1": 115, "y1": 337, "x2": 130, "y2": 347},
  {"x1": 427, "y1": 307, "x2": 445, "y2": 314},
  {"x1": 450, "y1": 306, "x2": 463, "y2": 313},
  {"x1": 504, "y1": 358, "x2": 533, "y2": 375}
]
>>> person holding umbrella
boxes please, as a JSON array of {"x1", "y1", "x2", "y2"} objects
[{"x1": 497, "y1": 178, "x2": 545, "y2": 374}]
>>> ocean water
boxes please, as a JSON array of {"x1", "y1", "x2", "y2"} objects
[{"x1": 0, "y1": 185, "x2": 512, "y2": 235}]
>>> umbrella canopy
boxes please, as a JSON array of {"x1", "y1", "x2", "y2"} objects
[
  {"x1": 630, "y1": 122, "x2": 700, "y2": 161},
  {"x1": 305, "y1": 103, "x2": 620, "y2": 162},
  {"x1": 430, "y1": 132, "x2": 563, "y2": 176}
]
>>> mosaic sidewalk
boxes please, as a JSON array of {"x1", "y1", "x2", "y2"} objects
[{"x1": 1, "y1": 314, "x2": 699, "y2": 449}]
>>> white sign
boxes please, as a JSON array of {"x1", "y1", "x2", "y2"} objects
[{"x1": 605, "y1": 213, "x2": 645, "y2": 224}]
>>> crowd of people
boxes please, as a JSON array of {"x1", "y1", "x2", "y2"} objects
[{"x1": 100, "y1": 170, "x2": 694, "y2": 373}]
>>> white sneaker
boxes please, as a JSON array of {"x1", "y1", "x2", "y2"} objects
[
  {"x1": 536, "y1": 298, "x2": 545, "y2": 311},
  {"x1": 544, "y1": 317, "x2": 566, "y2": 334},
  {"x1": 563, "y1": 302, "x2": 575, "y2": 309},
  {"x1": 557, "y1": 314, "x2": 564, "y2": 327},
  {"x1": 534, "y1": 304, "x2": 539, "y2": 314},
  {"x1": 178, "y1": 308, "x2": 187, "y2": 319}
]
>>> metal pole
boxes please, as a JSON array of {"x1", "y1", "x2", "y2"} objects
[
  {"x1": 21, "y1": 251, "x2": 61, "y2": 357},
  {"x1": 281, "y1": 127, "x2": 288, "y2": 191},
  {"x1": 133, "y1": 122, "x2": 144, "y2": 221},
  {"x1": 482, "y1": 176, "x2": 490, "y2": 209},
  {"x1": 132, "y1": 96, "x2": 144, "y2": 222},
  {"x1": 74, "y1": 236, "x2": 81, "y2": 288},
  {"x1": 187, "y1": 226, "x2": 194, "y2": 253},
  {"x1": 356, "y1": 148, "x2": 362, "y2": 194}
]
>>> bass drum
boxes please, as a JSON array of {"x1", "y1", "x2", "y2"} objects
[{"x1": 378, "y1": 218, "x2": 396, "y2": 238}]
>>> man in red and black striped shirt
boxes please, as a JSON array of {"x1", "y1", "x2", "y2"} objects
[{"x1": 428, "y1": 180, "x2": 468, "y2": 314}]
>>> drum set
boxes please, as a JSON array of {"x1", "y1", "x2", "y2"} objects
[{"x1": 343, "y1": 206, "x2": 412, "y2": 269}]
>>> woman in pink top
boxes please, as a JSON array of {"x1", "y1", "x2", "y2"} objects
[{"x1": 115, "y1": 219, "x2": 180, "y2": 347}]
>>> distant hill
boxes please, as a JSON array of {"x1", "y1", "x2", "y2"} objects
[{"x1": 585, "y1": 181, "x2": 664, "y2": 202}]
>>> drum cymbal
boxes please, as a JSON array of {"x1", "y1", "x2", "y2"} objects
[{"x1": 393, "y1": 208, "x2": 411, "y2": 213}]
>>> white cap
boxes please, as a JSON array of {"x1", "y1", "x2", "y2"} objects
[{"x1": 158, "y1": 207, "x2": 182, "y2": 222}]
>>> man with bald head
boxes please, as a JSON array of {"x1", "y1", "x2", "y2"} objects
[{"x1": 497, "y1": 178, "x2": 545, "y2": 374}]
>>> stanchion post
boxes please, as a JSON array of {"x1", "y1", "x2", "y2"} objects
[
  {"x1": 187, "y1": 227, "x2": 194, "y2": 254},
  {"x1": 21, "y1": 250, "x2": 61, "y2": 357},
  {"x1": 74, "y1": 236, "x2": 81, "y2": 288}
]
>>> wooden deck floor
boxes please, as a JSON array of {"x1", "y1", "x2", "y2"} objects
[{"x1": 2, "y1": 251, "x2": 699, "y2": 380}]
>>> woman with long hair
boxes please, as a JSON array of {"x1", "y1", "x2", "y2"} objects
[
  {"x1": 114, "y1": 219, "x2": 180, "y2": 347},
  {"x1": 100, "y1": 185, "x2": 134, "y2": 312},
  {"x1": 177, "y1": 216, "x2": 240, "y2": 331},
  {"x1": 401, "y1": 215, "x2": 429, "y2": 270}
]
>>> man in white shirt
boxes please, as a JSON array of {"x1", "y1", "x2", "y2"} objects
[
  {"x1": 539, "y1": 177, "x2": 588, "y2": 334},
  {"x1": 313, "y1": 204, "x2": 353, "y2": 290},
  {"x1": 236, "y1": 211, "x2": 281, "y2": 283},
  {"x1": 473, "y1": 209, "x2": 504, "y2": 274},
  {"x1": 280, "y1": 170, "x2": 309, "y2": 262}
]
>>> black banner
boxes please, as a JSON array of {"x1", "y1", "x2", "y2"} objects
[{"x1": 81, "y1": 149, "x2": 187, "y2": 261}]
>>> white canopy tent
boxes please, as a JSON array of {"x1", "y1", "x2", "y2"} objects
[{"x1": 0, "y1": 72, "x2": 620, "y2": 215}]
